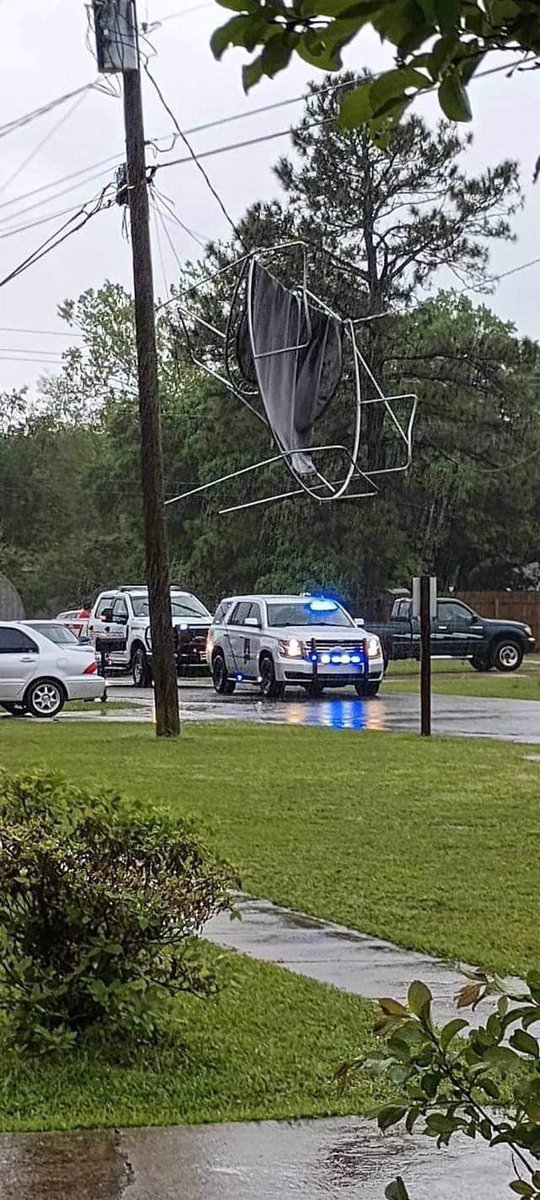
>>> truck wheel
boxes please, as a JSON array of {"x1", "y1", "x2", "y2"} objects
[
  {"x1": 355, "y1": 680, "x2": 380, "y2": 698},
  {"x1": 212, "y1": 653, "x2": 236, "y2": 695},
  {"x1": 470, "y1": 657, "x2": 493, "y2": 672},
  {"x1": 259, "y1": 654, "x2": 285, "y2": 699},
  {"x1": 492, "y1": 639, "x2": 523, "y2": 672},
  {"x1": 132, "y1": 645, "x2": 152, "y2": 687}
]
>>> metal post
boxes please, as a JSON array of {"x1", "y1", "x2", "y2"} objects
[
  {"x1": 121, "y1": 15, "x2": 180, "y2": 737},
  {"x1": 420, "y1": 574, "x2": 431, "y2": 737}
]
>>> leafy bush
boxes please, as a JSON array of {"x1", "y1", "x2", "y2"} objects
[
  {"x1": 0, "y1": 770, "x2": 237, "y2": 1050},
  {"x1": 338, "y1": 972, "x2": 540, "y2": 1199}
]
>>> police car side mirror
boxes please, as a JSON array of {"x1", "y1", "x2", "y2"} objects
[
  {"x1": 101, "y1": 608, "x2": 114, "y2": 623},
  {"x1": 244, "y1": 616, "x2": 260, "y2": 628},
  {"x1": 355, "y1": 618, "x2": 365, "y2": 627}
]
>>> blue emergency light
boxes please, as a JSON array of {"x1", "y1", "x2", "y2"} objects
[{"x1": 309, "y1": 598, "x2": 338, "y2": 612}]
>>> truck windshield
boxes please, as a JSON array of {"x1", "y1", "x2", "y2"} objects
[
  {"x1": 267, "y1": 602, "x2": 354, "y2": 628},
  {"x1": 131, "y1": 595, "x2": 210, "y2": 620}
]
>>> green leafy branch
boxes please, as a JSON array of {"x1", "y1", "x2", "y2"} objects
[
  {"x1": 336, "y1": 970, "x2": 540, "y2": 1199},
  {"x1": 210, "y1": 0, "x2": 540, "y2": 132}
]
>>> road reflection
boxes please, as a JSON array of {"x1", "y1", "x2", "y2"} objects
[{"x1": 283, "y1": 695, "x2": 388, "y2": 731}]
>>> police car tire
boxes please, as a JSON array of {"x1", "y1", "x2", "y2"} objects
[
  {"x1": 259, "y1": 654, "x2": 285, "y2": 699},
  {"x1": 212, "y1": 653, "x2": 236, "y2": 695},
  {"x1": 355, "y1": 680, "x2": 380, "y2": 698}
]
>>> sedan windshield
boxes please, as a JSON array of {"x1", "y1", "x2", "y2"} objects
[
  {"x1": 27, "y1": 623, "x2": 80, "y2": 645},
  {"x1": 131, "y1": 595, "x2": 210, "y2": 620},
  {"x1": 266, "y1": 602, "x2": 354, "y2": 628}
]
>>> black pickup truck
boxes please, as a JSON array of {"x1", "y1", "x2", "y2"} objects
[{"x1": 368, "y1": 596, "x2": 535, "y2": 672}]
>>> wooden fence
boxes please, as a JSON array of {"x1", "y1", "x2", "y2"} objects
[{"x1": 457, "y1": 592, "x2": 540, "y2": 644}]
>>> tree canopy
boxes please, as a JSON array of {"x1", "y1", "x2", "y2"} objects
[
  {"x1": 1, "y1": 85, "x2": 538, "y2": 615},
  {"x1": 211, "y1": 0, "x2": 540, "y2": 136}
]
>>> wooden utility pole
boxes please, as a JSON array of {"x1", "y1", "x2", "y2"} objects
[
  {"x1": 91, "y1": 0, "x2": 180, "y2": 736},
  {"x1": 123, "y1": 66, "x2": 180, "y2": 737}
]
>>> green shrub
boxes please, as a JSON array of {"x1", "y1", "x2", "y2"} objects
[{"x1": 0, "y1": 770, "x2": 237, "y2": 1050}]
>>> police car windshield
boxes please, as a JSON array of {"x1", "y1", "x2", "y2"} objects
[
  {"x1": 267, "y1": 602, "x2": 353, "y2": 628},
  {"x1": 131, "y1": 595, "x2": 209, "y2": 619},
  {"x1": 27, "y1": 623, "x2": 80, "y2": 645}
]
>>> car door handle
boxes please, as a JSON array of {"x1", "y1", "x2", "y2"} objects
[{"x1": 20, "y1": 656, "x2": 36, "y2": 662}]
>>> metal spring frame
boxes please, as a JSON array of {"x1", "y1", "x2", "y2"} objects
[{"x1": 167, "y1": 241, "x2": 417, "y2": 512}]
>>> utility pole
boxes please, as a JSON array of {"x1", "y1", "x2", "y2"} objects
[
  {"x1": 91, "y1": 0, "x2": 180, "y2": 737},
  {"x1": 419, "y1": 575, "x2": 432, "y2": 737}
]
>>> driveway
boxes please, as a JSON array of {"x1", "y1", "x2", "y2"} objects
[{"x1": 108, "y1": 679, "x2": 540, "y2": 742}]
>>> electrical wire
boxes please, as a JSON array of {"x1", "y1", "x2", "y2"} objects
[
  {"x1": 143, "y1": 3, "x2": 213, "y2": 31},
  {"x1": 0, "y1": 326, "x2": 83, "y2": 337},
  {"x1": 0, "y1": 52, "x2": 530, "y2": 223},
  {"x1": 156, "y1": 116, "x2": 336, "y2": 173},
  {"x1": 0, "y1": 203, "x2": 92, "y2": 240},
  {"x1": 458, "y1": 255, "x2": 540, "y2": 293},
  {"x1": 0, "y1": 157, "x2": 123, "y2": 220},
  {"x1": 152, "y1": 55, "x2": 534, "y2": 173},
  {"x1": 0, "y1": 346, "x2": 65, "y2": 355},
  {"x1": 143, "y1": 62, "x2": 248, "y2": 250},
  {"x1": 0, "y1": 82, "x2": 97, "y2": 143},
  {"x1": 152, "y1": 185, "x2": 209, "y2": 249},
  {"x1": 0, "y1": 88, "x2": 94, "y2": 200},
  {"x1": 0, "y1": 186, "x2": 115, "y2": 291}
]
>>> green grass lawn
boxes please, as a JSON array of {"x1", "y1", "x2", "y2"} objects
[
  {"x1": 385, "y1": 657, "x2": 540, "y2": 701},
  {"x1": 64, "y1": 700, "x2": 140, "y2": 713},
  {"x1": 0, "y1": 946, "x2": 379, "y2": 1132},
  {"x1": 1, "y1": 722, "x2": 539, "y2": 977}
]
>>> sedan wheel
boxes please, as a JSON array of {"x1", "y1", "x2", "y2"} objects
[{"x1": 25, "y1": 679, "x2": 64, "y2": 718}]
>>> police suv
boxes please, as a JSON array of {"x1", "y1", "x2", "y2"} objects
[{"x1": 207, "y1": 594, "x2": 384, "y2": 698}]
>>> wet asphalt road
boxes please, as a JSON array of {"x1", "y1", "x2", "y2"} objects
[{"x1": 107, "y1": 678, "x2": 540, "y2": 742}]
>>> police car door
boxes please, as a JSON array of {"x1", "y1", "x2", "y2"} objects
[{"x1": 242, "y1": 602, "x2": 262, "y2": 680}]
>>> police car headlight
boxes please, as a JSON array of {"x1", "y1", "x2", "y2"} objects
[
  {"x1": 367, "y1": 635, "x2": 382, "y2": 658},
  {"x1": 206, "y1": 634, "x2": 214, "y2": 656},
  {"x1": 524, "y1": 624, "x2": 532, "y2": 637},
  {"x1": 278, "y1": 638, "x2": 304, "y2": 658}
]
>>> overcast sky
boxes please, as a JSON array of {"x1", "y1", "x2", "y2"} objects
[{"x1": 0, "y1": 0, "x2": 539, "y2": 397}]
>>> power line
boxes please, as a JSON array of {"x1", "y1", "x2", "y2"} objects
[
  {"x1": 0, "y1": 187, "x2": 114, "y2": 291},
  {"x1": 0, "y1": 346, "x2": 65, "y2": 355},
  {"x1": 459, "y1": 255, "x2": 540, "y2": 293},
  {"x1": 0, "y1": 326, "x2": 83, "y2": 337},
  {"x1": 0, "y1": 82, "x2": 97, "y2": 143},
  {"x1": 0, "y1": 356, "x2": 64, "y2": 364},
  {"x1": 144, "y1": 62, "x2": 248, "y2": 249},
  {"x1": 155, "y1": 55, "x2": 533, "y2": 176},
  {"x1": 0, "y1": 88, "x2": 93, "y2": 200},
  {"x1": 0, "y1": 53, "x2": 528, "y2": 225},
  {"x1": 156, "y1": 116, "x2": 335, "y2": 173},
  {"x1": 0, "y1": 203, "x2": 91, "y2": 240},
  {"x1": 142, "y1": 2, "x2": 213, "y2": 29},
  {"x1": 0, "y1": 156, "x2": 122, "y2": 216}
]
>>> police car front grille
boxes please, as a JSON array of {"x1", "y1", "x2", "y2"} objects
[{"x1": 309, "y1": 638, "x2": 366, "y2": 654}]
